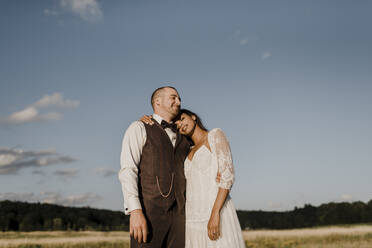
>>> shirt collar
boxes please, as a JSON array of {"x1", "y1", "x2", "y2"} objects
[
  {"x1": 152, "y1": 113, "x2": 164, "y2": 125},
  {"x1": 153, "y1": 113, "x2": 175, "y2": 124},
  {"x1": 153, "y1": 113, "x2": 175, "y2": 125}
]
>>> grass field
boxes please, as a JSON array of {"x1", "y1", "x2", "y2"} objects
[
  {"x1": 243, "y1": 225, "x2": 372, "y2": 248},
  {"x1": 1, "y1": 225, "x2": 372, "y2": 248}
]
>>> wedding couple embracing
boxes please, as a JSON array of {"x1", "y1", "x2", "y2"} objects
[{"x1": 118, "y1": 86, "x2": 245, "y2": 247}]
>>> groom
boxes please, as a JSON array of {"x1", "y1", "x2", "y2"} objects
[{"x1": 118, "y1": 86, "x2": 190, "y2": 248}]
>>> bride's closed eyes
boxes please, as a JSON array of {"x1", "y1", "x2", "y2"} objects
[{"x1": 175, "y1": 115, "x2": 185, "y2": 130}]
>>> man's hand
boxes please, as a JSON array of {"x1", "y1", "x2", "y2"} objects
[{"x1": 130, "y1": 209, "x2": 148, "y2": 244}]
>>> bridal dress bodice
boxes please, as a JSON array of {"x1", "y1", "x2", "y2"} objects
[
  {"x1": 184, "y1": 128, "x2": 235, "y2": 222},
  {"x1": 184, "y1": 128, "x2": 245, "y2": 248}
]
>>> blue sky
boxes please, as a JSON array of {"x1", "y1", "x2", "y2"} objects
[{"x1": 0, "y1": 0, "x2": 371, "y2": 211}]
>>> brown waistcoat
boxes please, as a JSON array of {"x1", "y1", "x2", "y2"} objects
[{"x1": 138, "y1": 121, "x2": 190, "y2": 215}]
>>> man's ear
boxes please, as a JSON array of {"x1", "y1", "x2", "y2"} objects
[
  {"x1": 154, "y1": 97, "x2": 161, "y2": 107},
  {"x1": 192, "y1": 115, "x2": 196, "y2": 121}
]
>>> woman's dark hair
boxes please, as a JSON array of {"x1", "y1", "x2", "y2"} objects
[
  {"x1": 174, "y1": 109, "x2": 208, "y2": 145},
  {"x1": 174, "y1": 109, "x2": 208, "y2": 132}
]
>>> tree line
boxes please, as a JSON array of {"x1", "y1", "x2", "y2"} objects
[
  {"x1": 237, "y1": 200, "x2": 372, "y2": 229},
  {"x1": 0, "y1": 201, "x2": 129, "y2": 231},
  {"x1": 1, "y1": 199, "x2": 372, "y2": 231}
]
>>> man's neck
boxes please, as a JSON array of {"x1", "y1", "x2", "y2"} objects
[{"x1": 154, "y1": 111, "x2": 173, "y2": 123}]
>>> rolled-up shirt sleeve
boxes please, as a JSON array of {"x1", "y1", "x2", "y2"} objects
[{"x1": 118, "y1": 121, "x2": 146, "y2": 215}]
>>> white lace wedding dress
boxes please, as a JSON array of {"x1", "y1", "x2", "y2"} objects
[{"x1": 184, "y1": 128, "x2": 245, "y2": 248}]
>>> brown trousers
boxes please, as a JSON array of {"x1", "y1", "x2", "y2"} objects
[{"x1": 130, "y1": 203, "x2": 185, "y2": 248}]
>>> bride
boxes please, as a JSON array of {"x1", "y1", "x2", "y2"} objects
[{"x1": 142, "y1": 109, "x2": 245, "y2": 247}]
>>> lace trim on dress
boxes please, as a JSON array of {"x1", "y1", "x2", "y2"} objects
[{"x1": 209, "y1": 128, "x2": 235, "y2": 190}]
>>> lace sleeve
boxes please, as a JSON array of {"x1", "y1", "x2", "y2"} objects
[{"x1": 209, "y1": 128, "x2": 235, "y2": 190}]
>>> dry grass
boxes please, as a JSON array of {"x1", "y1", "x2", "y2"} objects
[
  {"x1": 243, "y1": 225, "x2": 372, "y2": 248},
  {"x1": 1, "y1": 225, "x2": 372, "y2": 248},
  {"x1": 0, "y1": 232, "x2": 129, "y2": 248},
  {"x1": 243, "y1": 225, "x2": 372, "y2": 239}
]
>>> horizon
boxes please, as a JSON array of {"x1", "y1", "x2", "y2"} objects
[{"x1": 2, "y1": 197, "x2": 372, "y2": 213}]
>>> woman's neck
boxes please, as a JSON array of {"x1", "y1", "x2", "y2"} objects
[{"x1": 190, "y1": 125, "x2": 208, "y2": 145}]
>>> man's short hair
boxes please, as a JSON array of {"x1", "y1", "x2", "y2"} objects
[{"x1": 151, "y1": 86, "x2": 177, "y2": 109}]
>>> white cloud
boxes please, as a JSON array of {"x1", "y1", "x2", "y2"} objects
[
  {"x1": 4, "y1": 107, "x2": 63, "y2": 125},
  {"x1": 0, "y1": 92, "x2": 78, "y2": 126},
  {"x1": 60, "y1": 0, "x2": 103, "y2": 22},
  {"x1": 0, "y1": 153, "x2": 18, "y2": 167},
  {"x1": 94, "y1": 167, "x2": 116, "y2": 177},
  {"x1": 261, "y1": 51, "x2": 272, "y2": 60},
  {"x1": 42, "y1": 192, "x2": 101, "y2": 206},
  {"x1": 7, "y1": 107, "x2": 39, "y2": 124},
  {"x1": 268, "y1": 201, "x2": 283, "y2": 209},
  {"x1": 341, "y1": 194, "x2": 353, "y2": 201},
  {"x1": 32, "y1": 92, "x2": 79, "y2": 109},
  {"x1": 0, "y1": 147, "x2": 76, "y2": 175},
  {"x1": 0, "y1": 192, "x2": 101, "y2": 207}
]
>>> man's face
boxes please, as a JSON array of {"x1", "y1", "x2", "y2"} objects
[{"x1": 157, "y1": 88, "x2": 181, "y2": 118}]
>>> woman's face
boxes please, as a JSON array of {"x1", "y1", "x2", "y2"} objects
[{"x1": 175, "y1": 113, "x2": 196, "y2": 136}]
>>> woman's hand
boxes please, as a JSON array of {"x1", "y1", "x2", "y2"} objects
[
  {"x1": 139, "y1": 115, "x2": 153, "y2": 125},
  {"x1": 207, "y1": 210, "x2": 221, "y2": 240}
]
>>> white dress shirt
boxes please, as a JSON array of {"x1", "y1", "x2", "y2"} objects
[{"x1": 118, "y1": 114, "x2": 177, "y2": 215}]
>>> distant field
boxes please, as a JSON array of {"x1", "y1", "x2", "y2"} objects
[
  {"x1": 1, "y1": 225, "x2": 372, "y2": 248},
  {"x1": 0, "y1": 231, "x2": 130, "y2": 248},
  {"x1": 244, "y1": 225, "x2": 372, "y2": 248}
]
